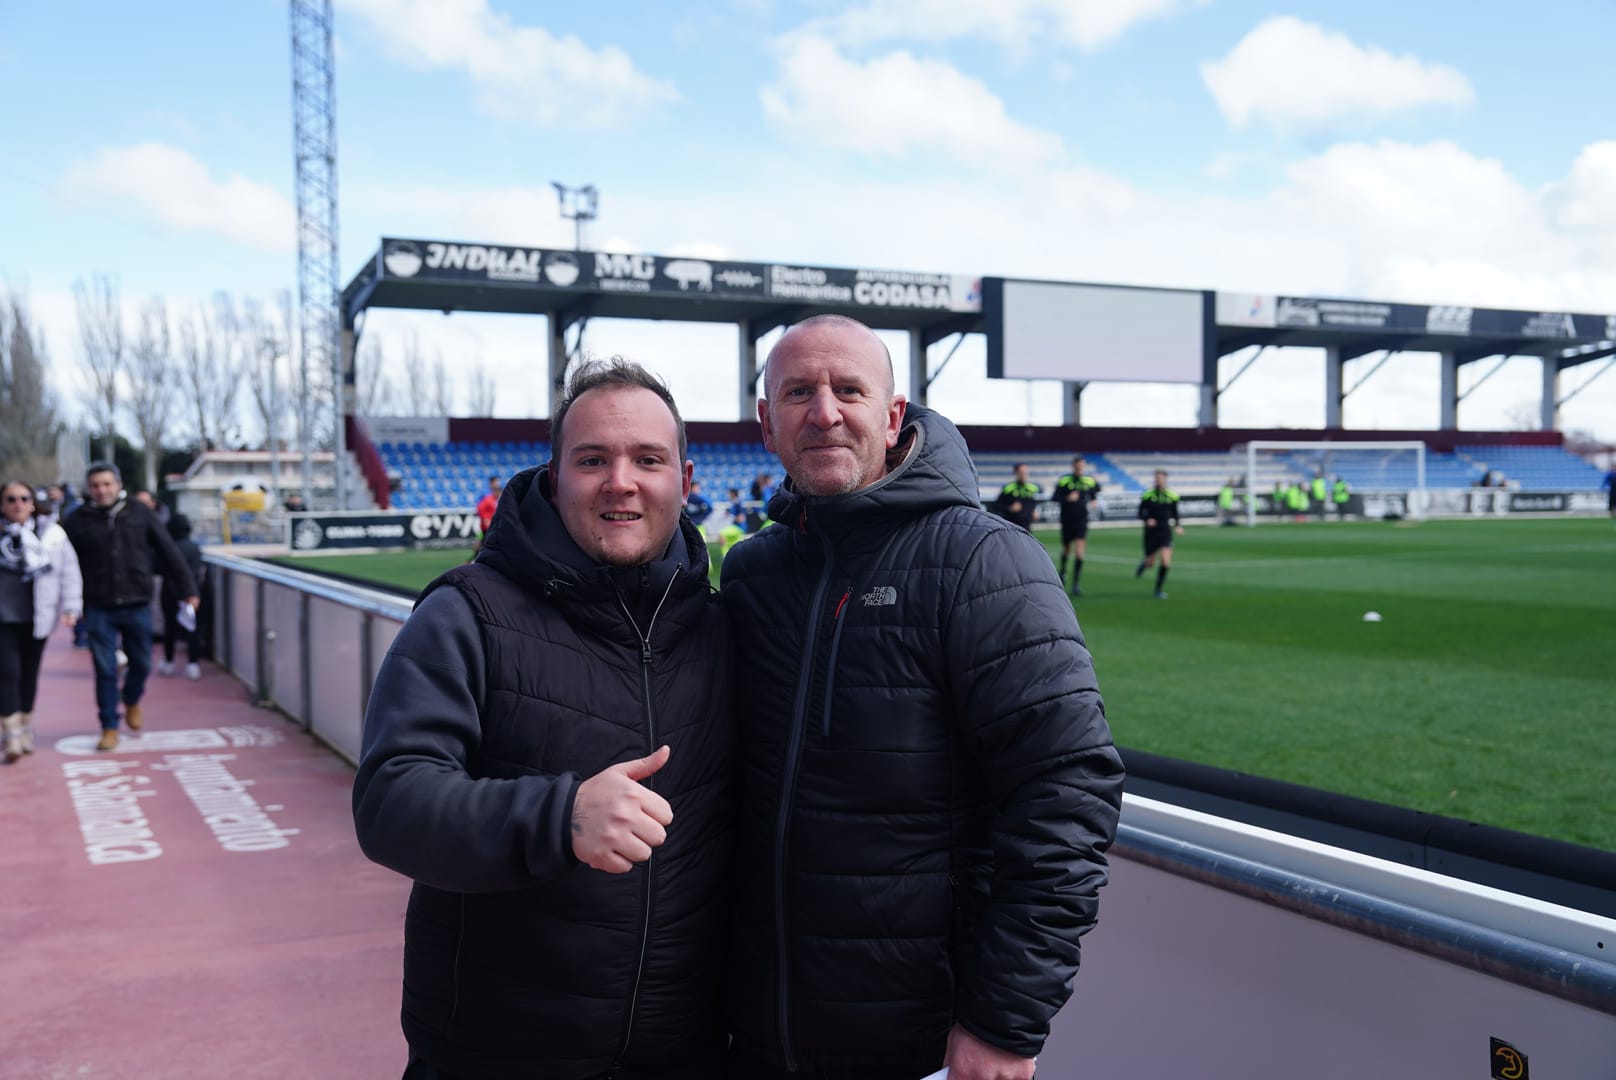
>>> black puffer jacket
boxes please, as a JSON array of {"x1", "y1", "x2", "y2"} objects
[
  {"x1": 63, "y1": 496, "x2": 196, "y2": 608},
  {"x1": 721, "y1": 405, "x2": 1124, "y2": 1071},
  {"x1": 353, "y1": 466, "x2": 734, "y2": 1080}
]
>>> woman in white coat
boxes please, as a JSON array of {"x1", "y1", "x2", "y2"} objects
[{"x1": 1, "y1": 482, "x2": 83, "y2": 762}]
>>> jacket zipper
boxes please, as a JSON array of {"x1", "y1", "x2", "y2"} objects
[
  {"x1": 819, "y1": 530, "x2": 904, "y2": 743},
  {"x1": 775, "y1": 533, "x2": 833, "y2": 1071},
  {"x1": 821, "y1": 588, "x2": 852, "y2": 739},
  {"x1": 615, "y1": 567, "x2": 681, "y2": 1063}
]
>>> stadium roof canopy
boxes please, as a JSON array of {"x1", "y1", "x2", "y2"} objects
[
  {"x1": 341, "y1": 238, "x2": 983, "y2": 334},
  {"x1": 341, "y1": 237, "x2": 1615, "y2": 427}
]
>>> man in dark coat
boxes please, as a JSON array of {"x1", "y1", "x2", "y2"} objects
[
  {"x1": 722, "y1": 315, "x2": 1124, "y2": 1080},
  {"x1": 353, "y1": 360, "x2": 734, "y2": 1080},
  {"x1": 62, "y1": 462, "x2": 198, "y2": 751}
]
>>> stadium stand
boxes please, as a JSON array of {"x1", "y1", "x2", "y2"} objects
[
  {"x1": 370, "y1": 437, "x2": 1607, "y2": 512},
  {"x1": 1456, "y1": 444, "x2": 1608, "y2": 490}
]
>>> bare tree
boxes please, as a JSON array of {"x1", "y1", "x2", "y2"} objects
[
  {"x1": 400, "y1": 330, "x2": 427, "y2": 416},
  {"x1": 241, "y1": 293, "x2": 293, "y2": 505},
  {"x1": 356, "y1": 336, "x2": 398, "y2": 416},
  {"x1": 125, "y1": 296, "x2": 177, "y2": 494},
  {"x1": 1506, "y1": 401, "x2": 1541, "y2": 431},
  {"x1": 430, "y1": 352, "x2": 455, "y2": 416},
  {"x1": 74, "y1": 274, "x2": 126, "y2": 462},
  {"x1": 466, "y1": 360, "x2": 496, "y2": 416},
  {"x1": 0, "y1": 290, "x2": 62, "y2": 480},
  {"x1": 177, "y1": 292, "x2": 244, "y2": 451}
]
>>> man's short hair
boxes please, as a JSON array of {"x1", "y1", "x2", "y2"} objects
[
  {"x1": 764, "y1": 314, "x2": 895, "y2": 399},
  {"x1": 551, "y1": 357, "x2": 686, "y2": 465},
  {"x1": 86, "y1": 461, "x2": 121, "y2": 484},
  {"x1": 1072, "y1": 455, "x2": 1084, "y2": 464}
]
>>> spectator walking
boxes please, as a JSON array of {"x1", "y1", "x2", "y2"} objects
[
  {"x1": 157, "y1": 514, "x2": 206, "y2": 680},
  {"x1": 1, "y1": 481, "x2": 83, "y2": 762},
  {"x1": 62, "y1": 463, "x2": 198, "y2": 752}
]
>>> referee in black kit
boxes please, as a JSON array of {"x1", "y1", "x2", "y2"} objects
[
  {"x1": 1134, "y1": 469, "x2": 1183, "y2": 599},
  {"x1": 994, "y1": 462, "x2": 1041, "y2": 532},
  {"x1": 1055, "y1": 455, "x2": 1101, "y2": 596}
]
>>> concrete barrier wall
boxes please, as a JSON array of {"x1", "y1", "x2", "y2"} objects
[{"x1": 206, "y1": 552, "x2": 409, "y2": 765}]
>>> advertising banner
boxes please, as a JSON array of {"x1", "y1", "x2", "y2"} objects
[
  {"x1": 378, "y1": 239, "x2": 982, "y2": 312},
  {"x1": 288, "y1": 511, "x2": 481, "y2": 552},
  {"x1": 1215, "y1": 292, "x2": 1278, "y2": 328},
  {"x1": 767, "y1": 263, "x2": 981, "y2": 312},
  {"x1": 379, "y1": 238, "x2": 773, "y2": 299},
  {"x1": 586, "y1": 250, "x2": 770, "y2": 298},
  {"x1": 1270, "y1": 294, "x2": 1612, "y2": 343},
  {"x1": 1507, "y1": 492, "x2": 1569, "y2": 513}
]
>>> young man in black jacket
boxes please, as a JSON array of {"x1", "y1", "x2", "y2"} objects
[
  {"x1": 62, "y1": 463, "x2": 197, "y2": 752},
  {"x1": 722, "y1": 316, "x2": 1123, "y2": 1080},
  {"x1": 353, "y1": 360, "x2": 733, "y2": 1080}
]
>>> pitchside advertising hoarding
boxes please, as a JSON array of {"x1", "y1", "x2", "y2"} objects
[
  {"x1": 1217, "y1": 291, "x2": 1612, "y2": 340},
  {"x1": 288, "y1": 510, "x2": 481, "y2": 552},
  {"x1": 377, "y1": 238, "x2": 981, "y2": 314}
]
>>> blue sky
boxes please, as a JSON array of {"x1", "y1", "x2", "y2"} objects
[{"x1": 3, "y1": 0, "x2": 1613, "y2": 442}]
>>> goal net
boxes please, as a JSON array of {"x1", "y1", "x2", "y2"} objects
[{"x1": 1237, "y1": 441, "x2": 1427, "y2": 526}]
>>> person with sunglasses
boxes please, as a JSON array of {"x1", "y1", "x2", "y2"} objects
[{"x1": 1, "y1": 481, "x2": 83, "y2": 762}]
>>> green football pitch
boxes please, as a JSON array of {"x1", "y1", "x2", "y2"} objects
[{"x1": 273, "y1": 517, "x2": 1616, "y2": 850}]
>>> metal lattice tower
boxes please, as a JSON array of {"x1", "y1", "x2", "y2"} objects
[{"x1": 290, "y1": 0, "x2": 344, "y2": 508}]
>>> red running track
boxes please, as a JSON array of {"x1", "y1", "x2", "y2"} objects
[{"x1": 1, "y1": 626, "x2": 409, "y2": 1079}]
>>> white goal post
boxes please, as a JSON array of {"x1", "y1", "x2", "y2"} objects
[{"x1": 1239, "y1": 440, "x2": 1427, "y2": 527}]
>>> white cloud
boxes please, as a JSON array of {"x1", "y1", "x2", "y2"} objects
[
  {"x1": 1551, "y1": 140, "x2": 1616, "y2": 231},
  {"x1": 337, "y1": 0, "x2": 677, "y2": 127},
  {"x1": 335, "y1": 133, "x2": 1616, "y2": 437},
  {"x1": 817, "y1": 0, "x2": 1197, "y2": 52},
  {"x1": 760, "y1": 34, "x2": 1063, "y2": 168},
  {"x1": 62, "y1": 142, "x2": 295, "y2": 252},
  {"x1": 1202, "y1": 16, "x2": 1475, "y2": 133}
]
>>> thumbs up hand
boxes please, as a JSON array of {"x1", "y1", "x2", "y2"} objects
[{"x1": 570, "y1": 745, "x2": 674, "y2": 873}]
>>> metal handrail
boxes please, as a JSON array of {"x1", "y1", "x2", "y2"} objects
[
  {"x1": 1119, "y1": 825, "x2": 1616, "y2": 1016},
  {"x1": 204, "y1": 551, "x2": 413, "y2": 621}
]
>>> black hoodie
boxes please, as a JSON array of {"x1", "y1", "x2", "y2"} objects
[
  {"x1": 720, "y1": 405, "x2": 1124, "y2": 1071},
  {"x1": 353, "y1": 466, "x2": 734, "y2": 1080}
]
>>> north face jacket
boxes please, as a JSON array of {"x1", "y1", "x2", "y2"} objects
[
  {"x1": 353, "y1": 466, "x2": 734, "y2": 1080},
  {"x1": 720, "y1": 405, "x2": 1125, "y2": 1071}
]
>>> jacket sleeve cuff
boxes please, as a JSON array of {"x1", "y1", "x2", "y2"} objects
[
  {"x1": 952, "y1": 1010, "x2": 1044, "y2": 1060},
  {"x1": 558, "y1": 772, "x2": 582, "y2": 867}
]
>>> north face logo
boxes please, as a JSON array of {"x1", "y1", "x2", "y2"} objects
[{"x1": 862, "y1": 586, "x2": 897, "y2": 607}]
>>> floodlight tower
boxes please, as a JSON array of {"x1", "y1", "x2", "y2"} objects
[
  {"x1": 552, "y1": 182, "x2": 598, "y2": 251},
  {"x1": 552, "y1": 182, "x2": 598, "y2": 364},
  {"x1": 291, "y1": 0, "x2": 343, "y2": 508}
]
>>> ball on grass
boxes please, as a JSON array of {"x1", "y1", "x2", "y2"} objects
[{"x1": 1362, "y1": 611, "x2": 1383, "y2": 623}]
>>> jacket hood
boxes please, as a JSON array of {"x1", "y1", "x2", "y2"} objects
[
  {"x1": 476, "y1": 464, "x2": 710, "y2": 601},
  {"x1": 766, "y1": 404, "x2": 982, "y2": 536}
]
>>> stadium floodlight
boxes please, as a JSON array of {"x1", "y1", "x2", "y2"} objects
[
  {"x1": 552, "y1": 182, "x2": 598, "y2": 250},
  {"x1": 1240, "y1": 440, "x2": 1427, "y2": 526}
]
